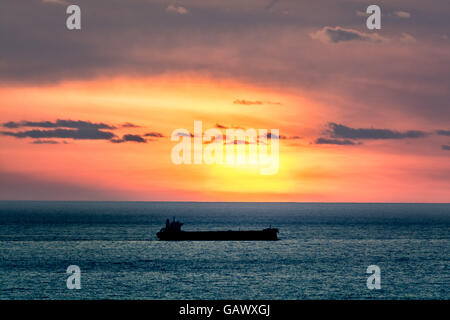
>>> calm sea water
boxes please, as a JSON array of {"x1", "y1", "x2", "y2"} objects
[{"x1": 0, "y1": 201, "x2": 449, "y2": 299}]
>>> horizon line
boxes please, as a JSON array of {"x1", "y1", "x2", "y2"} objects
[{"x1": 0, "y1": 200, "x2": 449, "y2": 205}]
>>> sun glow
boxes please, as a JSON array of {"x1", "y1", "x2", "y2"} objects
[{"x1": 3, "y1": 73, "x2": 442, "y2": 202}]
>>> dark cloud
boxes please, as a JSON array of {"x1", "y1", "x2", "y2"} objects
[
  {"x1": 174, "y1": 132, "x2": 194, "y2": 138},
  {"x1": 123, "y1": 134, "x2": 146, "y2": 143},
  {"x1": 3, "y1": 119, "x2": 115, "y2": 130},
  {"x1": 442, "y1": 145, "x2": 450, "y2": 151},
  {"x1": 436, "y1": 130, "x2": 450, "y2": 136},
  {"x1": 263, "y1": 132, "x2": 282, "y2": 139},
  {"x1": 327, "y1": 123, "x2": 429, "y2": 140},
  {"x1": 262, "y1": 132, "x2": 301, "y2": 140},
  {"x1": 31, "y1": 139, "x2": 62, "y2": 144},
  {"x1": 215, "y1": 123, "x2": 246, "y2": 130},
  {"x1": 111, "y1": 134, "x2": 147, "y2": 143},
  {"x1": 1, "y1": 128, "x2": 116, "y2": 140},
  {"x1": 315, "y1": 137, "x2": 357, "y2": 145},
  {"x1": 3, "y1": 122, "x2": 23, "y2": 129},
  {"x1": 1, "y1": 119, "x2": 163, "y2": 144},
  {"x1": 144, "y1": 132, "x2": 164, "y2": 137}
]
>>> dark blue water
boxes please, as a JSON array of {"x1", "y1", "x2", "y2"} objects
[{"x1": 0, "y1": 202, "x2": 449, "y2": 299}]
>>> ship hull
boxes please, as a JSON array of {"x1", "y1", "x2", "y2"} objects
[{"x1": 156, "y1": 230, "x2": 278, "y2": 241}]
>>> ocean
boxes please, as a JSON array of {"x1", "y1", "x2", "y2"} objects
[{"x1": 0, "y1": 201, "x2": 449, "y2": 299}]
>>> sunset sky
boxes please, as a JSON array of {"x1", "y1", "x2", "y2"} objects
[{"x1": 0, "y1": 0, "x2": 449, "y2": 202}]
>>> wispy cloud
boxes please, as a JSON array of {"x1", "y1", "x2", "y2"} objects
[
  {"x1": 215, "y1": 123, "x2": 228, "y2": 129},
  {"x1": 310, "y1": 26, "x2": 386, "y2": 43},
  {"x1": 233, "y1": 99, "x2": 281, "y2": 105},
  {"x1": 355, "y1": 10, "x2": 368, "y2": 17},
  {"x1": 121, "y1": 122, "x2": 140, "y2": 128},
  {"x1": 394, "y1": 11, "x2": 411, "y2": 19},
  {"x1": 41, "y1": 0, "x2": 68, "y2": 5},
  {"x1": 399, "y1": 33, "x2": 417, "y2": 44},
  {"x1": 233, "y1": 99, "x2": 264, "y2": 105},
  {"x1": 166, "y1": 4, "x2": 189, "y2": 15},
  {"x1": 225, "y1": 139, "x2": 253, "y2": 145},
  {"x1": 265, "y1": 0, "x2": 279, "y2": 11},
  {"x1": 174, "y1": 131, "x2": 194, "y2": 138}
]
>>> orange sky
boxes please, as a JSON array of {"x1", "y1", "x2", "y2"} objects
[
  {"x1": 1, "y1": 0, "x2": 449, "y2": 202},
  {"x1": 1, "y1": 75, "x2": 448, "y2": 202}
]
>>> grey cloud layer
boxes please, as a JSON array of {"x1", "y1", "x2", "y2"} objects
[
  {"x1": 328, "y1": 123, "x2": 428, "y2": 140},
  {"x1": 315, "y1": 138, "x2": 357, "y2": 145},
  {"x1": 314, "y1": 122, "x2": 443, "y2": 147},
  {"x1": 31, "y1": 139, "x2": 63, "y2": 144},
  {"x1": 1, "y1": 0, "x2": 450, "y2": 126},
  {"x1": 1, "y1": 128, "x2": 115, "y2": 140},
  {"x1": 4, "y1": 120, "x2": 115, "y2": 130},
  {"x1": 437, "y1": 130, "x2": 450, "y2": 136}
]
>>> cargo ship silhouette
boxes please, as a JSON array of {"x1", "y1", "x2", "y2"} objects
[{"x1": 156, "y1": 218, "x2": 279, "y2": 241}]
